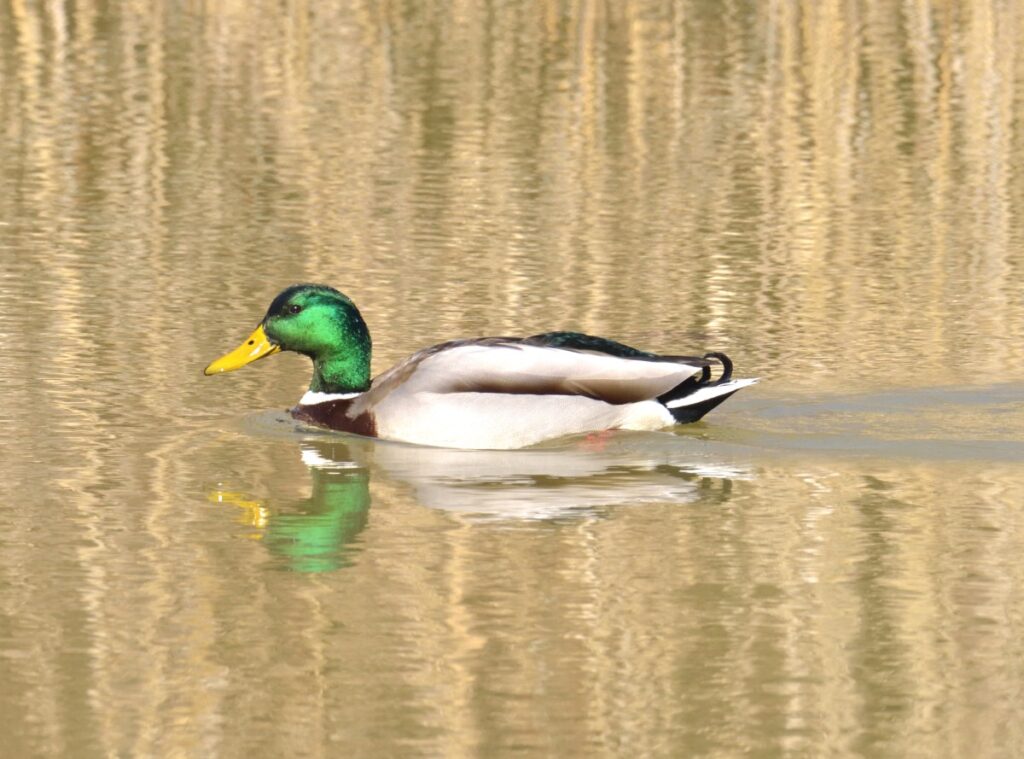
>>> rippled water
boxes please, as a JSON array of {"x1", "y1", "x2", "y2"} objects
[{"x1": 2, "y1": 1, "x2": 1024, "y2": 756}]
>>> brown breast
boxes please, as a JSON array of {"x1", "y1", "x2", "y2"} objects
[{"x1": 290, "y1": 399, "x2": 378, "y2": 438}]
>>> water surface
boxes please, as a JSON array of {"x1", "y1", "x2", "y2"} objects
[{"x1": 2, "y1": 1, "x2": 1024, "y2": 757}]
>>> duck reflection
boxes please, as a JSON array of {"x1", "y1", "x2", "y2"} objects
[
  {"x1": 212, "y1": 433, "x2": 750, "y2": 572},
  {"x1": 358, "y1": 435, "x2": 748, "y2": 520},
  {"x1": 211, "y1": 442, "x2": 370, "y2": 573}
]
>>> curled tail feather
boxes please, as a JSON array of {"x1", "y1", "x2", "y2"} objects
[{"x1": 658, "y1": 351, "x2": 757, "y2": 423}]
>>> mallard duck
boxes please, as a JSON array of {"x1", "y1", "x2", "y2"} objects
[{"x1": 204, "y1": 284, "x2": 757, "y2": 449}]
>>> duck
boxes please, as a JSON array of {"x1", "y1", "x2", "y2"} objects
[{"x1": 204, "y1": 284, "x2": 757, "y2": 449}]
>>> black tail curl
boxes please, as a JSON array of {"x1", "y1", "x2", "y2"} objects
[
  {"x1": 702, "y1": 352, "x2": 733, "y2": 383},
  {"x1": 657, "y1": 351, "x2": 733, "y2": 404},
  {"x1": 656, "y1": 351, "x2": 739, "y2": 423}
]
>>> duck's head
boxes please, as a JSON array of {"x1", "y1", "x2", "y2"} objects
[{"x1": 204, "y1": 284, "x2": 372, "y2": 393}]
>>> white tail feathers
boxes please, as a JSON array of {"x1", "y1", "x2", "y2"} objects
[{"x1": 665, "y1": 378, "x2": 759, "y2": 408}]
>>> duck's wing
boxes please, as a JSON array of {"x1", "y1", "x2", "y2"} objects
[
  {"x1": 353, "y1": 338, "x2": 706, "y2": 413},
  {"x1": 524, "y1": 331, "x2": 711, "y2": 366}
]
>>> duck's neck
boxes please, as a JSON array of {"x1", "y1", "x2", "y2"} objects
[
  {"x1": 309, "y1": 333, "x2": 372, "y2": 394},
  {"x1": 310, "y1": 352, "x2": 371, "y2": 394}
]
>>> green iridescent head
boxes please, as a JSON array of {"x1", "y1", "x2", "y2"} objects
[{"x1": 204, "y1": 284, "x2": 372, "y2": 393}]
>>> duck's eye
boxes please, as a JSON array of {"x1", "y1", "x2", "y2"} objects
[{"x1": 287, "y1": 304, "x2": 302, "y2": 315}]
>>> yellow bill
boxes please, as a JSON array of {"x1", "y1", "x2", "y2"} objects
[{"x1": 204, "y1": 324, "x2": 281, "y2": 375}]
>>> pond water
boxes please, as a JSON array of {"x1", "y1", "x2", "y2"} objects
[{"x1": 2, "y1": 1, "x2": 1024, "y2": 756}]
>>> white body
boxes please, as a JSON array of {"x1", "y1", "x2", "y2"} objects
[
  {"x1": 373, "y1": 392, "x2": 675, "y2": 449},
  {"x1": 296, "y1": 342, "x2": 757, "y2": 450}
]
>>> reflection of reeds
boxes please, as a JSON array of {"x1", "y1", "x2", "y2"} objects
[
  {"x1": 3, "y1": 1, "x2": 1024, "y2": 755},
  {"x1": 4, "y1": 0, "x2": 1021, "y2": 387}
]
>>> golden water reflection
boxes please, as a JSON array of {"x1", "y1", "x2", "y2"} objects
[
  {"x1": 1, "y1": 414, "x2": 1023, "y2": 756},
  {"x1": 145, "y1": 423, "x2": 1019, "y2": 757},
  {"x1": 3, "y1": 0, "x2": 1024, "y2": 756}
]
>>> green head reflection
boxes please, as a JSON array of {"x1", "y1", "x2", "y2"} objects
[
  {"x1": 210, "y1": 441, "x2": 370, "y2": 573},
  {"x1": 264, "y1": 467, "x2": 370, "y2": 573}
]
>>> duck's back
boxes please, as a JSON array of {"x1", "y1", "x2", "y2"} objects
[{"x1": 350, "y1": 339, "x2": 708, "y2": 448}]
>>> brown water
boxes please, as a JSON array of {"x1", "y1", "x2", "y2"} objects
[{"x1": 2, "y1": 1, "x2": 1024, "y2": 756}]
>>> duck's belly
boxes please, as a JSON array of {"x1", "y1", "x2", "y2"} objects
[{"x1": 375, "y1": 392, "x2": 674, "y2": 449}]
